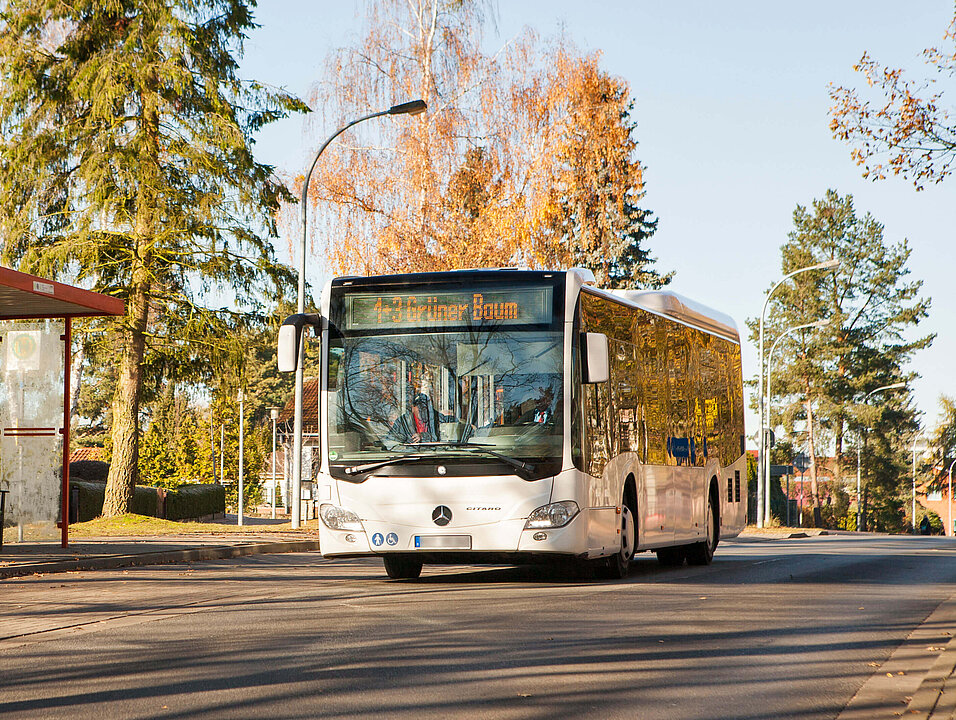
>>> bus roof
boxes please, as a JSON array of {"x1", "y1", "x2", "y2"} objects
[
  {"x1": 329, "y1": 268, "x2": 560, "y2": 287},
  {"x1": 609, "y1": 289, "x2": 740, "y2": 343}
]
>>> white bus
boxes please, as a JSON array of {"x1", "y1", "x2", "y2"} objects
[{"x1": 278, "y1": 268, "x2": 746, "y2": 579}]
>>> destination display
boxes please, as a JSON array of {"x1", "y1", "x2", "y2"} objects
[{"x1": 344, "y1": 287, "x2": 553, "y2": 329}]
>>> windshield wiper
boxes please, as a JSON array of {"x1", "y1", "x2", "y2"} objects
[
  {"x1": 343, "y1": 453, "x2": 428, "y2": 476},
  {"x1": 397, "y1": 441, "x2": 536, "y2": 478}
]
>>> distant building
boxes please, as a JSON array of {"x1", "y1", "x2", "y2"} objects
[
  {"x1": 916, "y1": 460, "x2": 956, "y2": 536},
  {"x1": 269, "y1": 378, "x2": 321, "y2": 515},
  {"x1": 69, "y1": 446, "x2": 105, "y2": 463}
]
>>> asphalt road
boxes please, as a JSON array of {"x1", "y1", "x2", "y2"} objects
[{"x1": 2, "y1": 533, "x2": 955, "y2": 719}]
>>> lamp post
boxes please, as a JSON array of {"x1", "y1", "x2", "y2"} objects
[
  {"x1": 210, "y1": 417, "x2": 216, "y2": 484},
  {"x1": 269, "y1": 407, "x2": 280, "y2": 519},
  {"x1": 856, "y1": 382, "x2": 905, "y2": 532},
  {"x1": 237, "y1": 389, "x2": 245, "y2": 527},
  {"x1": 292, "y1": 99, "x2": 427, "y2": 529},
  {"x1": 764, "y1": 318, "x2": 829, "y2": 523},
  {"x1": 219, "y1": 422, "x2": 226, "y2": 486},
  {"x1": 757, "y1": 258, "x2": 839, "y2": 527},
  {"x1": 949, "y1": 458, "x2": 956, "y2": 537},
  {"x1": 912, "y1": 430, "x2": 928, "y2": 532}
]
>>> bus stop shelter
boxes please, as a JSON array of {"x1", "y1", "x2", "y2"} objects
[{"x1": 0, "y1": 266, "x2": 124, "y2": 548}]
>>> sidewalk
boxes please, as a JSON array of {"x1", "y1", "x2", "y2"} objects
[
  {"x1": 0, "y1": 514, "x2": 321, "y2": 580},
  {"x1": 737, "y1": 526, "x2": 832, "y2": 540}
]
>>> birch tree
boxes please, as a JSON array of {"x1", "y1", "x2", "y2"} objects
[{"x1": 299, "y1": 0, "x2": 668, "y2": 288}]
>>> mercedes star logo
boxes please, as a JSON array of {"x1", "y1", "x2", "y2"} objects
[{"x1": 432, "y1": 505, "x2": 452, "y2": 526}]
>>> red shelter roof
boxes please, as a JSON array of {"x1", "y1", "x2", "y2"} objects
[{"x1": 0, "y1": 266, "x2": 124, "y2": 319}]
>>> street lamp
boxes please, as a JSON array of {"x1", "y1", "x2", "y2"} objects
[
  {"x1": 757, "y1": 258, "x2": 839, "y2": 527},
  {"x1": 269, "y1": 407, "x2": 280, "y2": 520},
  {"x1": 219, "y1": 422, "x2": 228, "y2": 486},
  {"x1": 912, "y1": 430, "x2": 928, "y2": 532},
  {"x1": 764, "y1": 318, "x2": 829, "y2": 523},
  {"x1": 291, "y1": 99, "x2": 427, "y2": 529},
  {"x1": 856, "y1": 383, "x2": 906, "y2": 532},
  {"x1": 238, "y1": 389, "x2": 245, "y2": 527},
  {"x1": 856, "y1": 382, "x2": 906, "y2": 532},
  {"x1": 949, "y1": 459, "x2": 956, "y2": 537}
]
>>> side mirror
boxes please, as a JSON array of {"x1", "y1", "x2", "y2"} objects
[
  {"x1": 582, "y1": 332, "x2": 609, "y2": 384},
  {"x1": 277, "y1": 313, "x2": 322, "y2": 373}
]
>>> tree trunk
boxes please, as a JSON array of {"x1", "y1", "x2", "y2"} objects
[
  {"x1": 102, "y1": 84, "x2": 158, "y2": 517},
  {"x1": 102, "y1": 280, "x2": 149, "y2": 516}
]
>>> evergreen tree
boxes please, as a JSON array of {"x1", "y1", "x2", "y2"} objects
[
  {"x1": 932, "y1": 395, "x2": 956, "y2": 463},
  {"x1": 0, "y1": 1, "x2": 305, "y2": 514},
  {"x1": 750, "y1": 190, "x2": 932, "y2": 528}
]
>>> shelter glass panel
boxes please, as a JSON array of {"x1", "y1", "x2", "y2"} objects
[{"x1": 0, "y1": 320, "x2": 64, "y2": 539}]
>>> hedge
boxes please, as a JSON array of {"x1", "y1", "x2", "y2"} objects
[
  {"x1": 69, "y1": 460, "x2": 109, "y2": 483},
  {"x1": 71, "y1": 481, "x2": 108, "y2": 523},
  {"x1": 69, "y1": 479, "x2": 225, "y2": 522},
  {"x1": 165, "y1": 484, "x2": 226, "y2": 521}
]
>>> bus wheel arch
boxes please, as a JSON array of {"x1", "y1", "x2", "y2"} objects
[
  {"x1": 598, "y1": 474, "x2": 638, "y2": 579},
  {"x1": 687, "y1": 477, "x2": 719, "y2": 566}
]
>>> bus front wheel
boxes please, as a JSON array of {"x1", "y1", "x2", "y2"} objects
[
  {"x1": 383, "y1": 555, "x2": 423, "y2": 579},
  {"x1": 600, "y1": 502, "x2": 635, "y2": 579}
]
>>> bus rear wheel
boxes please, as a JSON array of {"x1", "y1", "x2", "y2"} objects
[
  {"x1": 687, "y1": 490, "x2": 718, "y2": 566},
  {"x1": 383, "y1": 555, "x2": 423, "y2": 579}
]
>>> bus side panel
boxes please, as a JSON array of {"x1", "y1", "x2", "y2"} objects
[
  {"x1": 673, "y1": 466, "x2": 698, "y2": 542},
  {"x1": 640, "y1": 463, "x2": 673, "y2": 548},
  {"x1": 718, "y1": 454, "x2": 748, "y2": 538}
]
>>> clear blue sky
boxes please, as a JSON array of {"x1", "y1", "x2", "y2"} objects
[{"x1": 240, "y1": 1, "x2": 955, "y2": 444}]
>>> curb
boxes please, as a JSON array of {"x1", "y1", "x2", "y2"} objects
[
  {"x1": 906, "y1": 633, "x2": 956, "y2": 719},
  {"x1": 736, "y1": 530, "x2": 829, "y2": 542},
  {"x1": 0, "y1": 539, "x2": 321, "y2": 579},
  {"x1": 838, "y1": 593, "x2": 956, "y2": 720}
]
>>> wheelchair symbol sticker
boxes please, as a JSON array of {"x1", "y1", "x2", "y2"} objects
[
  {"x1": 371, "y1": 533, "x2": 384, "y2": 547},
  {"x1": 386, "y1": 532, "x2": 398, "y2": 546}
]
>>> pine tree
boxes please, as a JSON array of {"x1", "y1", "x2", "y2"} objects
[
  {"x1": 0, "y1": 1, "x2": 306, "y2": 514},
  {"x1": 750, "y1": 190, "x2": 932, "y2": 528}
]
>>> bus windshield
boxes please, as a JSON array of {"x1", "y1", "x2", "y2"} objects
[{"x1": 327, "y1": 328, "x2": 564, "y2": 470}]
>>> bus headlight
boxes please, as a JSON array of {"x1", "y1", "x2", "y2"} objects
[
  {"x1": 319, "y1": 503, "x2": 363, "y2": 531},
  {"x1": 525, "y1": 501, "x2": 579, "y2": 529}
]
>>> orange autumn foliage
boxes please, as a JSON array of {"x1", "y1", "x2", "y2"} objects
[
  {"x1": 829, "y1": 9, "x2": 956, "y2": 189},
  {"x1": 288, "y1": 0, "x2": 660, "y2": 286}
]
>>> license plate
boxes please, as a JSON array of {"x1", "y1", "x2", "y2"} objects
[{"x1": 414, "y1": 535, "x2": 472, "y2": 549}]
